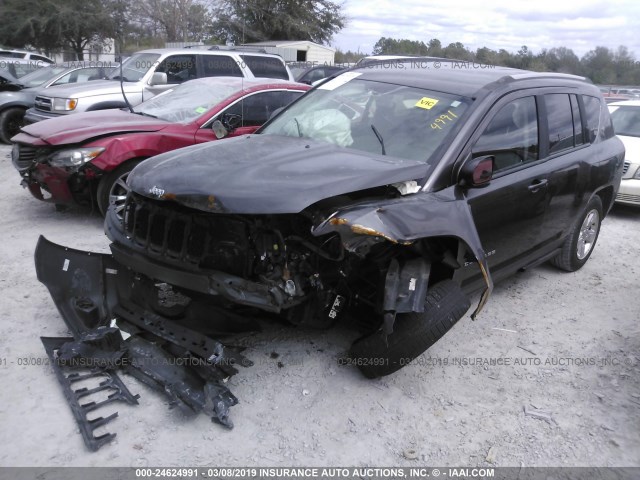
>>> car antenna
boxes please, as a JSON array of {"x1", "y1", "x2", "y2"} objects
[{"x1": 118, "y1": 53, "x2": 134, "y2": 113}]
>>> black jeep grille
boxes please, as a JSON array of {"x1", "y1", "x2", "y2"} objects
[
  {"x1": 122, "y1": 193, "x2": 253, "y2": 277},
  {"x1": 622, "y1": 161, "x2": 630, "y2": 176}
]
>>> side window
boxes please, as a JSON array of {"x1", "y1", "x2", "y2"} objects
[
  {"x1": 155, "y1": 55, "x2": 197, "y2": 84},
  {"x1": 52, "y1": 67, "x2": 104, "y2": 85},
  {"x1": 582, "y1": 95, "x2": 601, "y2": 143},
  {"x1": 239, "y1": 55, "x2": 289, "y2": 80},
  {"x1": 570, "y1": 94, "x2": 584, "y2": 146},
  {"x1": 32, "y1": 55, "x2": 50, "y2": 63},
  {"x1": 222, "y1": 91, "x2": 305, "y2": 127},
  {"x1": 545, "y1": 94, "x2": 574, "y2": 154},
  {"x1": 301, "y1": 68, "x2": 327, "y2": 84},
  {"x1": 473, "y1": 96, "x2": 539, "y2": 172},
  {"x1": 200, "y1": 55, "x2": 243, "y2": 77}
]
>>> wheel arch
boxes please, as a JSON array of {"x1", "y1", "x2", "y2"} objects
[{"x1": 594, "y1": 185, "x2": 615, "y2": 217}]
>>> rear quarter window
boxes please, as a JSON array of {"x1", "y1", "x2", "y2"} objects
[
  {"x1": 582, "y1": 95, "x2": 614, "y2": 142},
  {"x1": 545, "y1": 94, "x2": 575, "y2": 154},
  {"x1": 240, "y1": 55, "x2": 289, "y2": 80},
  {"x1": 200, "y1": 54, "x2": 243, "y2": 77}
]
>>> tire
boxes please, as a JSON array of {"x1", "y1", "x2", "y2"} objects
[
  {"x1": 0, "y1": 107, "x2": 26, "y2": 144},
  {"x1": 550, "y1": 195, "x2": 602, "y2": 272},
  {"x1": 349, "y1": 280, "x2": 471, "y2": 378},
  {"x1": 96, "y1": 159, "x2": 144, "y2": 217}
]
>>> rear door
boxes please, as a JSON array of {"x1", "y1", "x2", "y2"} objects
[{"x1": 533, "y1": 92, "x2": 590, "y2": 247}]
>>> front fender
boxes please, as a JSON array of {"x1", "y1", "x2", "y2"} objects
[{"x1": 312, "y1": 190, "x2": 493, "y2": 319}]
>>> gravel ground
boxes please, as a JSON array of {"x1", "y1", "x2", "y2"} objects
[{"x1": 0, "y1": 143, "x2": 638, "y2": 468}]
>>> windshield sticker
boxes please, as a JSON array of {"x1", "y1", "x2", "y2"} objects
[
  {"x1": 451, "y1": 100, "x2": 461, "y2": 107},
  {"x1": 317, "y1": 72, "x2": 362, "y2": 91},
  {"x1": 431, "y1": 110, "x2": 458, "y2": 130},
  {"x1": 415, "y1": 97, "x2": 439, "y2": 109},
  {"x1": 194, "y1": 106, "x2": 207, "y2": 114}
]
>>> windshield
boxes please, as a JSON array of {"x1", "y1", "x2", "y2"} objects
[
  {"x1": 136, "y1": 79, "x2": 239, "y2": 123},
  {"x1": 18, "y1": 65, "x2": 68, "y2": 88},
  {"x1": 108, "y1": 53, "x2": 160, "y2": 82},
  {"x1": 261, "y1": 74, "x2": 471, "y2": 163},
  {"x1": 610, "y1": 106, "x2": 640, "y2": 137}
]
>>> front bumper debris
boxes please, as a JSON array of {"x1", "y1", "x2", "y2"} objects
[
  {"x1": 35, "y1": 235, "x2": 256, "y2": 450},
  {"x1": 41, "y1": 336, "x2": 140, "y2": 451}
]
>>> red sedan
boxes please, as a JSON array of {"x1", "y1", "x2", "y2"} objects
[{"x1": 11, "y1": 77, "x2": 310, "y2": 215}]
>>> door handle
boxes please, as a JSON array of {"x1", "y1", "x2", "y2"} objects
[{"x1": 528, "y1": 179, "x2": 548, "y2": 192}]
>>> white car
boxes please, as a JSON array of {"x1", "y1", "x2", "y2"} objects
[
  {"x1": 609, "y1": 100, "x2": 640, "y2": 206},
  {"x1": 0, "y1": 49, "x2": 54, "y2": 64}
]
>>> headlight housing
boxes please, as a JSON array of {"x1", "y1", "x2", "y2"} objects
[
  {"x1": 49, "y1": 147, "x2": 105, "y2": 167},
  {"x1": 52, "y1": 98, "x2": 78, "y2": 111}
]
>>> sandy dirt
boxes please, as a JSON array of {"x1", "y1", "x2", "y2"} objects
[{"x1": 0, "y1": 143, "x2": 638, "y2": 468}]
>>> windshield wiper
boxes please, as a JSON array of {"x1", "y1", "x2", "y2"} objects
[
  {"x1": 294, "y1": 118, "x2": 303, "y2": 137},
  {"x1": 136, "y1": 111, "x2": 157, "y2": 118},
  {"x1": 370, "y1": 124, "x2": 386, "y2": 155}
]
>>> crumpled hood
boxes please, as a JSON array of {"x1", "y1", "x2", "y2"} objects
[
  {"x1": 128, "y1": 135, "x2": 429, "y2": 214},
  {"x1": 20, "y1": 109, "x2": 169, "y2": 145}
]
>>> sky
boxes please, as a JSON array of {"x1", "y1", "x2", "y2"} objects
[{"x1": 330, "y1": 0, "x2": 640, "y2": 58}]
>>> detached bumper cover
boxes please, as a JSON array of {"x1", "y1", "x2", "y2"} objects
[{"x1": 35, "y1": 235, "x2": 254, "y2": 448}]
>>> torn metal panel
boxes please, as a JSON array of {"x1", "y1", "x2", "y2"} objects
[
  {"x1": 313, "y1": 191, "x2": 494, "y2": 318},
  {"x1": 41, "y1": 337, "x2": 140, "y2": 452}
]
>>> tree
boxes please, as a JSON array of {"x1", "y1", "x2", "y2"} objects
[
  {"x1": 133, "y1": 0, "x2": 214, "y2": 43},
  {"x1": 212, "y1": 0, "x2": 345, "y2": 45},
  {"x1": 442, "y1": 42, "x2": 473, "y2": 60},
  {"x1": 334, "y1": 49, "x2": 365, "y2": 64},
  {"x1": 581, "y1": 46, "x2": 616, "y2": 84},
  {"x1": 372, "y1": 37, "x2": 429, "y2": 55},
  {"x1": 0, "y1": 0, "x2": 118, "y2": 59}
]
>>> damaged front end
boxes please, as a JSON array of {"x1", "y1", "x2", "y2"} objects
[{"x1": 34, "y1": 180, "x2": 493, "y2": 449}]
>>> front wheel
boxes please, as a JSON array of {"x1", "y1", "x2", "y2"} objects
[
  {"x1": 550, "y1": 195, "x2": 603, "y2": 272},
  {"x1": 349, "y1": 280, "x2": 471, "y2": 378},
  {"x1": 96, "y1": 159, "x2": 144, "y2": 217},
  {"x1": 0, "y1": 107, "x2": 26, "y2": 144}
]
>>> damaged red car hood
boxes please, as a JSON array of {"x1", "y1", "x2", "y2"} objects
[
  {"x1": 20, "y1": 110, "x2": 169, "y2": 145},
  {"x1": 128, "y1": 135, "x2": 430, "y2": 214}
]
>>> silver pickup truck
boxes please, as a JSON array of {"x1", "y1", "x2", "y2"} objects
[{"x1": 24, "y1": 48, "x2": 294, "y2": 124}]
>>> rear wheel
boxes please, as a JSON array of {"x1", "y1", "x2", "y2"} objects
[
  {"x1": 349, "y1": 280, "x2": 471, "y2": 378},
  {"x1": 550, "y1": 195, "x2": 602, "y2": 272},
  {"x1": 0, "y1": 107, "x2": 26, "y2": 144},
  {"x1": 96, "y1": 159, "x2": 144, "y2": 217}
]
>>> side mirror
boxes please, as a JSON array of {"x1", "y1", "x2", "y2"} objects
[
  {"x1": 211, "y1": 120, "x2": 228, "y2": 139},
  {"x1": 150, "y1": 72, "x2": 167, "y2": 86},
  {"x1": 459, "y1": 155, "x2": 494, "y2": 187},
  {"x1": 212, "y1": 113, "x2": 243, "y2": 139}
]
